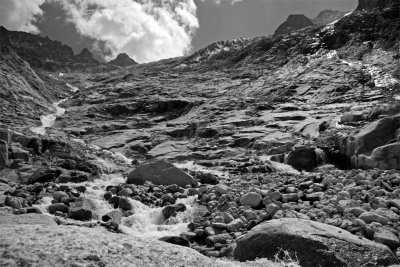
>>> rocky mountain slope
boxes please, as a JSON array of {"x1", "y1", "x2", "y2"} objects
[
  {"x1": 0, "y1": 0, "x2": 400, "y2": 266},
  {"x1": 0, "y1": 44, "x2": 69, "y2": 129}
]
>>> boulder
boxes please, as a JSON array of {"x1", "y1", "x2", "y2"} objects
[
  {"x1": 286, "y1": 147, "x2": 317, "y2": 172},
  {"x1": 374, "y1": 229, "x2": 400, "y2": 250},
  {"x1": 234, "y1": 218, "x2": 397, "y2": 267},
  {"x1": 0, "y1": 224, "x2": 214, "y2": 266},
  {"x1": 342, "y1": 115, "x2": 400, "y2": 169},
  {"x1": 102, "y1": 210, "x2": 123, "y2": 224},
  {"x1": 227, "y1": 218, "x2": 245, "y2": 232},
  {"x1": 48, "y1": 203, "x2": 68, "y2": 214},
  {"x1": 127, "y1": 160, "x2": 195, "y2": 187},
  {"x1": 197, "y1": 172, "x2": 218, "y2": 185},
  {"x1": 359, "y1": 212, "x2": 389, "y2": 225},
  {"x1": 371, "y1": 143, "x2": 400, "y2": 169},
  {"x1": 239, "y1": 192, "x2": 262, "y2": 208},
  {"x1": 69, "y1": 197, "x2": 96, "y2": 221}
]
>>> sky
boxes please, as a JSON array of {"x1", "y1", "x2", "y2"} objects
[{"x1": 0, "y1": 0, "x2": 357, "y2": 63}]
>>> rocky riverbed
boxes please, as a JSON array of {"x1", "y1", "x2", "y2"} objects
[{"x1": 1, "y1": 0, "x2": 400, "y2": 266}]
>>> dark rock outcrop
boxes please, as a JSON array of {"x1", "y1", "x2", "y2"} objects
[
  {"x1": 108, "y1": 53, "x2": 138, "y2": 67},
  {"x1": 127, "y1": 161, "x2": 195, "y2": 186},
  {"x1": 234, "y1": 218, "x2": 397, "y2": 267},
  {"x1": 286, "y1": 147, "x2": 317, "y2": 172},
  {"x1": 339, "y1": 115, "x2": 400, "y2": 169}
]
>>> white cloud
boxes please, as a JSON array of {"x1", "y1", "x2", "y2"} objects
[
  {"x1": 53, "y1": 0, "x2": 199, "y2": 63},
  {"x1": 0, "y1": 0, "x2": 46, "y2": 33}
]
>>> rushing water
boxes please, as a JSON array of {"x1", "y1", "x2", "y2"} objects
[
  {"x1": 30, "y1": 99, "x2": 67, "y2": 135},
  {"x1": 35, "y1": 174, "x2": 198, "y2": 238}
]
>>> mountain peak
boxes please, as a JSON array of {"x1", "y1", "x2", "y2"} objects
[
  {"x1": 108, "y1": 53, "x2": 138, "y2": 67},
  {"x1": 312, "y1": 10, "x2": 348, "y2": 26},
  {"x1": 274, "y1": 14, "x2": 314, "y2": 35},
  {"x1": 75, "y1": 48, "x2": 98, "y2": 64}
]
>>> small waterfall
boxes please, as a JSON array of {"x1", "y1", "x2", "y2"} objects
[
  {"x1": 120, "y1": 196, "x2": 197, "y2": 238},
  {"x1": 30, "y1": 99, "x2": 67, "y2": 135}
]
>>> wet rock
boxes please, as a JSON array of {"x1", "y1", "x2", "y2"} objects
[
  {"x1": 25, "y1": 206, "x2": 42, "y2": 214},
  {"x1": 55, "y1": 171, "x2": 90, "y2": 183},
  {"x1": 127, "y1": 160, "x2": 195, "y2": 187},
  {"x1": 25, "y1": 168, "x2": 61, "y2": 184},
  {"x1": 69, "y1": 197, "x2": 96, "y2": 221},
  {"x1": 102, "y1": 210, "x2": 123, "y2": 224},
  {"x1": 48, "y1": 203, "x2": 68, "y2": 214},
  {"x1": 162, "y1": 206, "x2": 176, "y2": 220},
  {"x1": 162, "y1": 203, "x2": 186, "y2": 220},
  {"x1": 118, "y1": 188, "x2": 133, "y2": 197},
  {"x1": 286, "y1": 147, "x2": 317, "y2": 172},
  {"x1": 197, "y1": 172, "x2": 218, "y2": 185},
  {"x1": 108, "y1": 196, "x2": 120, "y2": 209},
  {"x1": 118, "y1": 197, "x2": 132, "y2": 211},
  {"x1": 239, "y1": 192, "x2": 262, "y2": 208},
  {"x1": 234, "y1": 218, "x2": 397, "y2": 266},
  {"x1": 52, "y1": 191, "x2": 69, "y2": 202},
  {"x1": 159, "y1": 236, "x2": 190, "y2": 247}
]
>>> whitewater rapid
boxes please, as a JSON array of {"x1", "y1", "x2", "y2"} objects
[{"x1": 35, "y1": 174, "x2": 198, "y2": 238}]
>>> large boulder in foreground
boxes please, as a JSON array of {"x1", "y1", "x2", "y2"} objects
[
  {"x1": 0, "y1": 210, "x2": 56, "y2": 225},
  {"x1": 0, "y1": 224, "x2": 214, "y2": 267},
  {"x1": 127, "y1": 160, "x2": 195, "y2": 186},
  {"x1": 234, "y1": 218, "x2": 397, "y2": 267}
]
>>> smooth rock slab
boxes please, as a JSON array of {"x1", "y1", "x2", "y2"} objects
[
  {"x1": 0, "y1": 212, "x2": 56, "y2": 225},
  {"x1": 234, "y1": 218, "x2": 397, "y2": 267},
  {"x1": 0, "y1": 224, "x2": 214, "y2": 267},
  {"x1": 127, "y1": 160, "x2": 195, "y2": 187}
]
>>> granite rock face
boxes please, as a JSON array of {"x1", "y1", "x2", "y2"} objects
[{"x1": 234, "y1": 218, "x2": 397, "y2": 267}]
